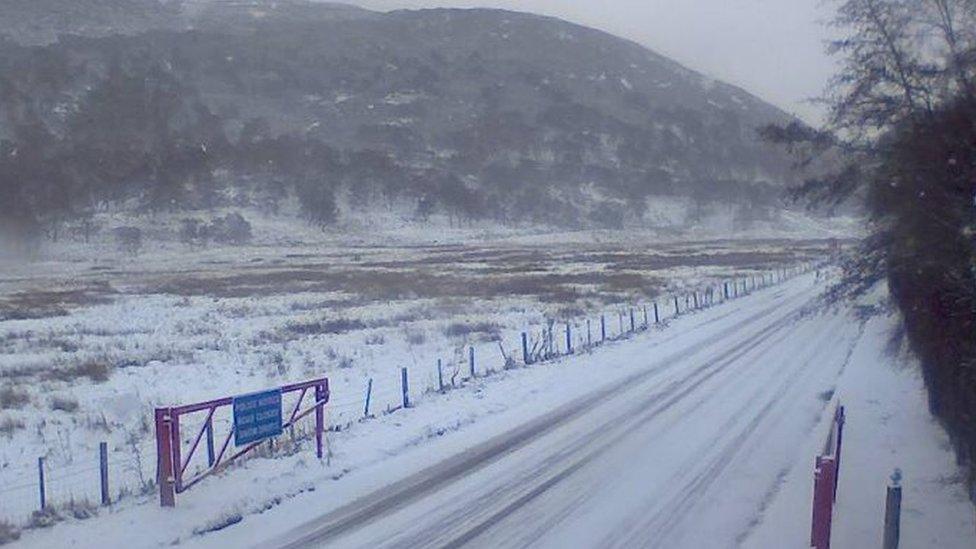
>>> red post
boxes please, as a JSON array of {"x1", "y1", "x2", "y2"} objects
[
  {"x1": 811, "y1": 455, "x2": 836, "y2": 549},
  {"x1": 171, "y1": 411, "x2": 183, "y2": 493},
  {"x1": 155, "y1": 407, "x2": 176, "y2": 507}
]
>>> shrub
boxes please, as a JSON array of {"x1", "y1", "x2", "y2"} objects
[
  {"x1": 63, "y1": 499, "x2": 98, "y2": 520},
  {"x1": 0, "y1": 519, "x2": 20, "y2": 544},
  {"x1": 443, "y1": 322, "x2": 502, "y2": 339},
  {"x1": 50, "y1": 396, "x2": 80, "y2": 413},
  {"x1": 285, "y1": 318, "x2": 366, "y2": 336},
  {"x1": 28, "y1": 507, "x2": 61, "y2": 529},
  {"x1": 404, "y1": 329, "x2": 426, "y2": 345},
  {"x1": 364, "y1": 333, "x2": 386, "y2": 346},
  {"x1": 192, "y1": 512, "x2": 243, "y2": 535},
  {"x1": 48, "y1": 360, "x2": 112, "y2": 383},
  {"x1": 113, "y1": 226, "x2": 142, "y2": 255},
  {"x1": 206, "y1": 212, "x2": 252, "y2": 245},
  {"x1": 0, "y1": 416, "x2": 25, "y2": 436},
  {"x1": 0, "y1": 387, "x2": 29, "y2": 410},
  {"x1": 297, "y1": 180, "x2": 339, "y2": 228},
  {"x1": 179, "y1": 218, "x2": 203, "y2": 246}
]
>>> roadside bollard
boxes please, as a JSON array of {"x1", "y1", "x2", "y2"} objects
[{"x1": 883, "y1": 469, "x2": 902, "y2": 549}]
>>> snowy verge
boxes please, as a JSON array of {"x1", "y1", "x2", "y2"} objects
[{"x1": 743, "y1": 286, "x2": 975, "y2": 548}]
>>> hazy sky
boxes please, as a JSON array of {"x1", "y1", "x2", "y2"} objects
[{"x1": 353, "y1": 0, "x2": 838, "y2": 124}]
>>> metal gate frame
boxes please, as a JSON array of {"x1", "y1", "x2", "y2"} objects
[{"x1": 155, "y1": 377, "x2": 329, "y2": 507}]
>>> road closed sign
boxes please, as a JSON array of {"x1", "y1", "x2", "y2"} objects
[{"x1": 233, "y1": 389, "x2": 283, "y2": 446}]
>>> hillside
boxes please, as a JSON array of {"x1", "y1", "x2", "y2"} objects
[
  {"x1": 0, "y1": 0, "x2": 807, "y2": 250},
  {"x1": 0, "y1": 0, "x2": 182, "y2": 45}
]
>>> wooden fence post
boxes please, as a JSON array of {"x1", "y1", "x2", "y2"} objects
[
  {"x1": 566, "y1": 323, "x2": 573, "y2": 354},
  {"x1": 99, "y1": 442, "x2": 110, "y2": 506},
  {"x1": 601, "y1": 315, "x2": 606, "y2": 342},
  {"x1": 522, "y1": 333, "x2": 529, "y2": 365}
]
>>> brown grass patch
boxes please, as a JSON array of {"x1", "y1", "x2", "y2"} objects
[
  {"x1": 443, "y1": 322, "x2": 502, "y2": 340},
  {"x1": 46, "y1": 360, "x2": 112, "y2": 383},
  {"x1": 0, "y1": 416, "x2": 25, "y2": 436},
  {"x1": 0, "y1": 387, "x2": 29, "y2": 410},
  {"x1": 0, "y1": 282, "x2": 115, "y2": 321}
]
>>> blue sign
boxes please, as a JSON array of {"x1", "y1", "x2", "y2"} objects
[{"x1": 233, "y1": 389, "x2": 283, "y2": 446}]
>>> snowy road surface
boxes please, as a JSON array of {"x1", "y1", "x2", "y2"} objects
[
  {"x1": 15, "y1": 271, "x2": 974, "y2": 549},
  {"x1": 267, "y1": 278, "x2": 858, "y2": 548}
]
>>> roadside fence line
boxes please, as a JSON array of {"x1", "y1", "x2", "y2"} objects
[{"x1": 0, "y1": 262, "x2": 821, "y2": 527}]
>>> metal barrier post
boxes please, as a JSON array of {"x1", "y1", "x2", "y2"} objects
[
  {"x1": 811, "y1": 455, "x2": 836, "y2": 549},
  {"x1": 155, "y1": 407, "x2": 176, "y2": 507},
  {"x1": 833, "y1": 406, "x2": 845, "y2": 500},
  {"x1": 99, "y1": 442, "x2": 110, "y2": 506},
  {"x1": 315, "y1": 382, "x2": 327, "y2": 459},
  {"x1": 205, "y1": 418, "x2": 215, "y2": 467},
  {"x1": 883, "y1": 470, "x2": 902, "y2": 549},
  {"x1": 37, "y1": 457, "x2": 46, "y2": 511},
  {"x1": 401, "y1": 367, "x2": 410, "y2": 408}
]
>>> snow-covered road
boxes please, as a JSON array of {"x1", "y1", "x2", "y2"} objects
[
  {"x1": 18, "y1": 269, "x2": 972, "y2": 548},
  {"x1": 267, "y1": 276, "x2": 858, "y2": 548}
]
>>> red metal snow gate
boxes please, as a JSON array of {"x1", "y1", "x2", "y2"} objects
[{"x1": 154, "y1": 377, "x2": 329, "y2": 507}]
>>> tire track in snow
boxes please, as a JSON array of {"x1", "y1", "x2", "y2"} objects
[
  {"x1": 271, "y1": 281, "x2": 824, "y2": 549},
  {"x1": 614, "y1": 315, "x2": 861, "y2": 548},
  {"x1": 338, "y1": 288, "x2": 823, "y2": 548}
]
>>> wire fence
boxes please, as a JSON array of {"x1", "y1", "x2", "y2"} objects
[{"x1": 0, "y1": 263, "x2": 818, "y2": 527}]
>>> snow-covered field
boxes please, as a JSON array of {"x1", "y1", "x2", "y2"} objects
[
  {"x1": 0, "y1": 232, "x2": 832, "y2": 533},
  {"x1": 5, "y1": 264, "x2": 972, "y2": 548}
]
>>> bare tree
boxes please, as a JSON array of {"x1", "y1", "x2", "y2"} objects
[{"x1": 826, "y1": 0, "x2": 936, "y2": 136}]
